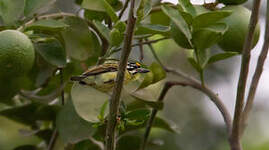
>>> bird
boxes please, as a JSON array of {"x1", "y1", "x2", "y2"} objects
[{"x1": 70, "y1": 60, "x2": 150, "y2": 92}]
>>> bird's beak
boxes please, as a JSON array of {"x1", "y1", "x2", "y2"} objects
[{"x1": 137, "y1": 68, "x2": 150, "y2": 73}]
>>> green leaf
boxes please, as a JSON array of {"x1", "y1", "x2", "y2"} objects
[
  {"x1": 153, "y1": 117, "x2": 178, "y2": 133},
  {"x1": 0, "y1": 103, "x2": 60, "y2": 125},
  {"x1": 136, "y1": 0, "x2": 152, "y2": 22},
  {"x1": 71, "y1": 82, "x2": 110, "y2": 122},
  {"x1": 93, "y1": 20, "x2": 110, "y2": 42},
  {"x1": 178, "y1": 0, "x2": 196, "y2": 16},
  {"x1": 137, "y1": 62, "x2": 166, "y2": 90},
  {"x1": 178, "y1": 10, "x2": 193, "y2": 26},
  {"x1": 24, "y1": 0, "x2": 56, "y2": 17},
  {"x1": 161, "y1": 5, "x2": 192, "y2": 47},
  {"x1": 114, "y1": 21, "x2": 126, "y2": 33},
  {"x1": 84, "y1": 9, "x2": 107, "y2": 21},
  {"x1": 56, "y1": 98, "x2": 95, "y2": 145},
  {"x1": 34, "y1": 38, "x2": 66, "y2": 67},
  {"x1": 192, "y1": 23, "x2": 228, "y2": 51},
  {"x1": 170, "y1": 22, "x2": 192, "y2": 49},
  {"x1": 81, "y1": 0, "x2": 105, "y2": 11},
  {"x1": 193, "y1": 10, "x2": 232, "y2": 30},
  {"x1": 121, "y1": 116, "x2": 178, "y2": 134},
  {"x1": 125, "y1": 109, "x2": 151, "y2": 121},
  {"x1": 137, "y1": 71, "x2": 154, "y2": 90},
  {"x1": 117, "y1": 136, "x2": 141, "y2": 150},
  {"x1": 150, "y1": 62, "x2": 166, "y2": 83},
  {"x1": 196, "y1": 48, "x2": 211, "y2": 68},
  {"x1": 0, "y1": 0, "x2": 24, "y2": 25},
  {"x1": 61, "y1": 16, "x2": 101, "y2": 61},
  {"x1": 82, "y1": 0, "x2": 118, "y2": 22},
  {"x1": 135, "y1": 24, "x2": 170, "y2": 36},
  {"x1": 98, "y1": 101, "x2": 109, "y2": 120},
  {"x1": 26, "y1": 19, "x2": 69, "y2": 32},
  {"x1": 150, "y1": 10, "x2": 170, "y2": 26},
  {"x1": 110, "y1": 28, "x2": 124, "y2": 47},
  {"x1": 208, "y1": 52, "x2": 238, "y2": 64},
  {"x1": 130, "y1": 94, "x2": 164, "y2": 110},
  {"x1": 187, "y1": 57, "x2": 202, "y2": 73}
]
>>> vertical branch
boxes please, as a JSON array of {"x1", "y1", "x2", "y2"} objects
[
  {"x1": 105, "y1": 1, "x2": 137, "y2": 150},
  {"x1": 231, "y1": 0, "x2": 261, "y2": 150},
  {"x1": 241, "y1": 0, "x2": 269, "y2": 136},
  {"x1": 141, "y1": 82, "x2": 174, "y2": 150}
]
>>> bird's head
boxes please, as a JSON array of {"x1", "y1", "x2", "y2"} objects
[{"x1": 127, "y1": 62, "x2": 150, "y2": 75}]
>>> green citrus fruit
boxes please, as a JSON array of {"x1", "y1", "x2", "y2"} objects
[
  {"x1": 218, "y1": 6, "x2": 260, "y2": 53},
  {"x1": 0, "y1": 30, "x2": 35, "y2": 79},
  {"x1": 219, "y1": 0, "x2": 247, "y2": 5}
]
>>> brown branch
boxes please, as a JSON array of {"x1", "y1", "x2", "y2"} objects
[
  {"x1": 141, "y1": 44, "x2": 232, "y2": 150},
  {"x1": 166, "y1": 68, "x2": 233, "y2": 134},
  {"x1": 146, "y1": 40, "x2": 232, "y2": 134},
  {"x1": 231, "y1": 1, "x2": 261, "y2": 150},
  {"x1": 141, "y1": 79, "x2": 233, "y2": 150},
  {"x1": 105, "y1": 0, "x2": 137, "y2": 150},
  {"x1": 241, "y1": 0, "x2": 269, "y2": 136},
  {"x1": 141, "y1": 82, "x2": 174, "y2": 150}
]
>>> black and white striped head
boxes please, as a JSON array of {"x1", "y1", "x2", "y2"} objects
[{"x1": 127, "y1": 62, "x2": 150, "y2": 75}]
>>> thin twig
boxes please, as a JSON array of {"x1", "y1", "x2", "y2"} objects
[
  {"x1": 17, "y1": 12, "x2": 74, "y2": 31},
  {"x1": 105, "y1": 0, "x2": 137, "y2": 150},
  {"x1": 141, "y1": 82, "x2": 174, "y2": 150},
  {"x1": 47, "y1": 68, "x2": 65, "y2": 150},
  {"x1": 241, "y1": 0, "x2": 269, "y2": 136},
  {"x1": 119, "y1": 0, "x2": 130, "y2": 19},
  {"x1": 19, "y1": 83, "x2": 66, "y2": 104},
  {"x1": 231, "y1": 1, "x2": 261, "y2": 150},
  {"x1": 146, "y1": 38, "x2": 166, "y2": 69},
  {"x1": 138, "y1": 39, "x2": 144, "y2": 62},
  {"x1": 111, "y1": 37, "x2": 169, "y2": 55},
  {"x1": 47, "y1": 129, "x2": 58, "y2": 150}
]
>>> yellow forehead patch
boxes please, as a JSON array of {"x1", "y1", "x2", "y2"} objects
[{"x1": 136, "y1": 62, "x2": 141, "y2": 67}]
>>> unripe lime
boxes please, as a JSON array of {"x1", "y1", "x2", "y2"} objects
[
  {"x1": 0, "y1": 30, "x2": 35, "y2": 79},
  {"x1": 219, "y1": 0, "x2": 247, "y2": 5},
  {"x1": 217, "y1": 6, "x2": 260, "y2": 53}
]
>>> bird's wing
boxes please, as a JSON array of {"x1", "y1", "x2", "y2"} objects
[
  {"x1": 70, "y1": 64, "x2": 118, "y2": 81},
  {"x1": 82, "y1": 64, "x2": 118, "y2": 76}
]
